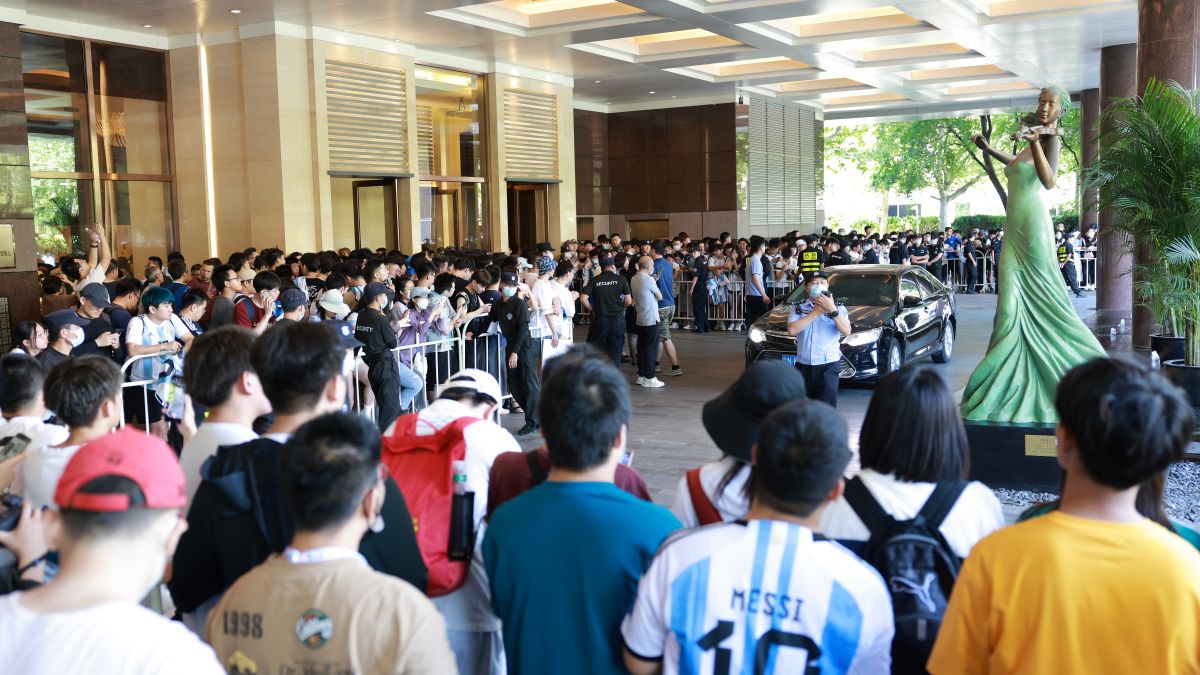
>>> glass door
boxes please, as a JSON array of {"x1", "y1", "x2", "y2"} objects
[
  {"x1": 506, "y1": 183, "x2": 548, "y2": 254},
  {"x1": 353, "y1": 179, "x2": 398, "y2": 252}
]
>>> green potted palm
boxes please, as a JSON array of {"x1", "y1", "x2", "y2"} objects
[{"x1": 1087, "y1": 78, "x2": 1200, "y2": 403}]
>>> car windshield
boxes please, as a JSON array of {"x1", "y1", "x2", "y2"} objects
[{"x1": 786, "y1": 273, "x2": 897, "y2": 307}]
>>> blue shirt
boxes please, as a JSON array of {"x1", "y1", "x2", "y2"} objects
[
  {"x1": 653, "y1": 257, "x2": 675, "y2": 308},
  {"x1": 788, "y1": 300, "x2": 847, "y2": 365},
  {"x1": 946, "y1": 235, "x2": 961, "y2": 260},
  {"x1": 167, "y1": 281, "x2": 189, "y2": 311},
  {"x1": 484, "y1": 481, "x2": 681, "y2": 675},
  {"x1": 746, "y1": 255, "x2": 764, "y2": 297}
]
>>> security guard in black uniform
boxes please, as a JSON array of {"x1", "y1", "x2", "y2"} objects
[
  {"x1": 489, "y1": 272, "x2": 540, "y2": 435},
  {"x1": 354, "y1": 282, "x2": 401, "y2": 431},
  {"x1": 581, "y1": 256, "x2": 632, "y2": 368},
  {"x1": 799, "y1": 245, "x2": 822, "y2": 280},
  {"x1": 1058, "y1": 235, "x2": 1083, "y2": 298}
]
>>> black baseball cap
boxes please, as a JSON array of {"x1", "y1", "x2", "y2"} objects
[
  {"x1": 805, "y1": 271, "x2": 830, "y2": 283},
  {"x1": 362, "y1": 282, "x2": 390, "y2": 304},
  {"x1": 279, "y1": 288, "x2": 307, "y2": 312},
  {"x1": 78, "y1": 283, "x2": 112, "y2": 309},
  {"x1": 702, "y1": 361, "x2": 809, "y2": 463},
  {"x1": 500, "y1": 272, "x2": 519, "y2": 285}
]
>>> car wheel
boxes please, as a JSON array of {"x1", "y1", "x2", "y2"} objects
[
  {"x1": 932, "y1": 322, "x2": 955, "y2": 363},
  {"x1": 884, "y1": 340, "x2": 903, "y2": 374}
]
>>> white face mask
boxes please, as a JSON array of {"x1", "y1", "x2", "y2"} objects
[
  {"x1": 69, "y1": 327, "x2": 85, "y2": 348},
  {"x1": 415, "y1": 298, "x2": 430, "y2": 310},
  {"x1": 334, "y1": 310, "x2": 349, "y2": 321}
]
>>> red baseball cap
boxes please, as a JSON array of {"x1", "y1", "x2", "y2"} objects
[{"x1": 54, "y1": 428, "x2": 187, "y2": 512}]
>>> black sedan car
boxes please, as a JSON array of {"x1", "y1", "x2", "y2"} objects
[{"x1": 745, "y1": 265, "x2": 957, "y2": 380}]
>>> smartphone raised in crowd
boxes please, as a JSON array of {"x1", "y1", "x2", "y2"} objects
[{"x1": 0, "y1": 433, "x2": 31, "y2": 462}]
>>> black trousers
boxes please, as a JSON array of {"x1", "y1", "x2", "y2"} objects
[
  {"x1": 425, "y1": 350, "x2": 452, "y2": 397},
  {"x1": 635, "y1": 324, "x2": 660, "y2": 379},
  {"x1": 1062, "y1": 263, "x2": 1080, "y2": 294},
  {"x1": 964, "y1": 263, "x2": 978, "y2": 292},
  {"x1": 587, "y1": 314, "x2": 626, "y2": 368},
  {"x1": 746, "y1": 295, "x2": 769, "y2": 328},
  {"x1": 368, "y1": 356, "x2": 402, "y2": 432},
  {"x1": 508, "y1": 339, "x2": 541, "y2": 425},
  {"x1": 797, "y1": 361, "x2": 840, "y2": 408},
  {"x1": 692, "y1": 289, "x2": 710, "y2": 332}
]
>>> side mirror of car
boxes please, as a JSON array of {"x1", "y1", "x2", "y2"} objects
[{"x1": 902, "y1": 296, "x2": 921, "y2": 309}]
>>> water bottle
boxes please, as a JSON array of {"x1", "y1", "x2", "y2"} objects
[
  {"x1": 1151, "y1": 351, "x2": 1161, "y2": 369},
  {"x1": 452, "y1": 460, "x2": 468, "y2": 495},
  {"x1": 448, "y1": 460, "x2": 474, "y2": 561}
]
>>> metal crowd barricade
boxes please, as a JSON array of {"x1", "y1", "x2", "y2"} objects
[
  {"x1": 1078, "y1": 247, "x2": 1098, "y2": 290},
  {"x1": 946, "y1": 257, "x2": 995, "y2": 293},
  {"x1": 349, "y1": 327, "x2": 513, "y2": 424},
  {"x1": 118, "y1": 353, "x2": 164, "y2": 435}
]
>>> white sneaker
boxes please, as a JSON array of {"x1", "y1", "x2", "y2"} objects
[
  {"x1": 636, "y1": 376, "x2": 646, "y2": 386},
  {"x1": 641, "y1": 377, "x2": 665, "y2": 388}
]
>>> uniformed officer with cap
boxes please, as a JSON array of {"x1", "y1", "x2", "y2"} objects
[
  {"x1": 798, "y1": 239, "x2": 822, "y2": 280},
  {"x1": 581, "y1": 256, "x2": 633, "y2": 367},
  {"x1": 489, "y1": 272, "x2": 540, "y2": 435},
  {"x1": 786, "y1": 272, "x2": 851, "y2": 407},
  {"x1": 355, "y1": 281, "x2": 401, "y2": 430},
  {"x1": 1058, "y1": 233, "x2": 1083, "y2": 298}
]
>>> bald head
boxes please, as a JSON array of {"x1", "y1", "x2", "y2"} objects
[{"x1": 637, "y1": 255, "x2": 654, "y2": 272}]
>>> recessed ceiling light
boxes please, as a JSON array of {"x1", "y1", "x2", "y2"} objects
[
  {"x1": 594, "y1": 80, "x2": 603, "y2": 84},
  {"x1": 671, "y1": 95, "x2": 677, "y2": 99},
  {"x1": 142, "y1": 23, "x2": 153, "y2": 28},
  {"x1": 229, "y1": 8, "x2": 241, "y2": 13},
  {"x1": 648, "y1": 91, "x2": 656, "y2": 94}
]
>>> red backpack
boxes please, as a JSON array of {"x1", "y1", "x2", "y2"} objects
[{"x1": 382, "y1": 414, "x2": 481, "y2": 597}]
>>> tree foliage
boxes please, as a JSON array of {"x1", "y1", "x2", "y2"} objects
[{"x1": 825, "y1": 106, "x2": 1081, "y2": 227}]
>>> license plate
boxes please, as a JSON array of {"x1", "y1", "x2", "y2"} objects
[{"x1": 781, "y1": 355, "x2": 799, "y2": 366}]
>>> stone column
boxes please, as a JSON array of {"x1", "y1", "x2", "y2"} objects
[
  {"x1": 1134, "y1": 0, "x2": 1200, "y2": 345},
  {"x1": 0, "y1": 22, "x2": 38, "y2": 350},
  {"x1": 1078, "y1": 88, "x2": 1099, "y2": 233},
  {"x1": 1096, "y1": 45, "x2": 1136, "y2": 327}
]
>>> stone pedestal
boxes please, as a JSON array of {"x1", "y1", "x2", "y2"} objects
[{"x1": 965, "y1": 421, "x2": 1062, "y2": 493}]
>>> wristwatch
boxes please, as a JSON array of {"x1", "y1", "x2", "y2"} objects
[{"x1": 828, "y1": 310, "x2": 840, "y2": 318}]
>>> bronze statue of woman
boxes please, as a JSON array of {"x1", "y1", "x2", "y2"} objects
[{"x1": 960, "y1": 86, "x2": 1105, "y2": 424}]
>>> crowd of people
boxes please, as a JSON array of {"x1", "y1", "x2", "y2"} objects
[
  {"x1": 0, "y1": 221, "x2": 1180, "y2": 675},
  {"x1": 2, "y1": 323, "x2": 1198, "y2": 674}
]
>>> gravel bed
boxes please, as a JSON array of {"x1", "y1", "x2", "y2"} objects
[{"x1": 989, "y1": 461, "x2": 1200, "y2": 525}]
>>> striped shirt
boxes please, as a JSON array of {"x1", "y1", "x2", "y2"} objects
[{"x1": 622, "y1": 519, "x2": 893, "y2": 674}]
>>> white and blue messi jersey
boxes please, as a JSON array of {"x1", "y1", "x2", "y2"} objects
[{"x1": 621, "y1": 520, "x2": 893, "y2": 675}]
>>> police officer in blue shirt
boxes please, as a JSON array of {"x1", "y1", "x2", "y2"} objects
[{"x1": 787, "y1": 272, "x2": 851, "y2": 407}]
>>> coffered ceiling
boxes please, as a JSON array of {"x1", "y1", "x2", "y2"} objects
[{"x1": 0, "y1": 0, "x2": 1137, "y2": 120}]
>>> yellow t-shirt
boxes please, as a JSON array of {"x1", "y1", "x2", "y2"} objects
[{"x1": 929, "y1": 511, "x2": 1200, "y2": 675}]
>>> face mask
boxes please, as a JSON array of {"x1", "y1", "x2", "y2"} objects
[
  {"x1": 564, "y1": 251, "x2": 575, "y2": 260},
  {"x1": 69, "y1": 328, "x2": 85, "y2": 348},
  {"x1": 334, "y1": 310, "x2": 349, "y2": 321},
  {"x1": 415, "y1": 297, "x2": 430, "y2": 310},
  {"x1": 502, "y1": 286, "x2": 517, "y2": 298},
  {"x1": 809, "y1": 285, "x2": 827, "y2": 299}
]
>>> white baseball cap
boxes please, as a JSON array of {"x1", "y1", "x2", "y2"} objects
[{"x1": 438, "y1": 369, "x2": 502, "y2": 405}]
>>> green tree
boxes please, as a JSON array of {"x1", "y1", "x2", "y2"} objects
[{"x1": 868, "y1": 119, "x2": 983, "y2": 229}]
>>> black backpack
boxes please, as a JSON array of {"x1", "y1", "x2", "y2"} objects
[{"x1": 843, "y1": 477, "x2": 967, "y2": 675}]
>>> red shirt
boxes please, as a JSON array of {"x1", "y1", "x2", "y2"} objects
[
  {"x1": 233, "y1": 296, "x2": 267, "y2": 328},
  {"x1": 486, "y1": 447, "x2": 652, "y2": 521},
  {"x1": 188, "y1": 279, "x2": 216, "y2": 322}
]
